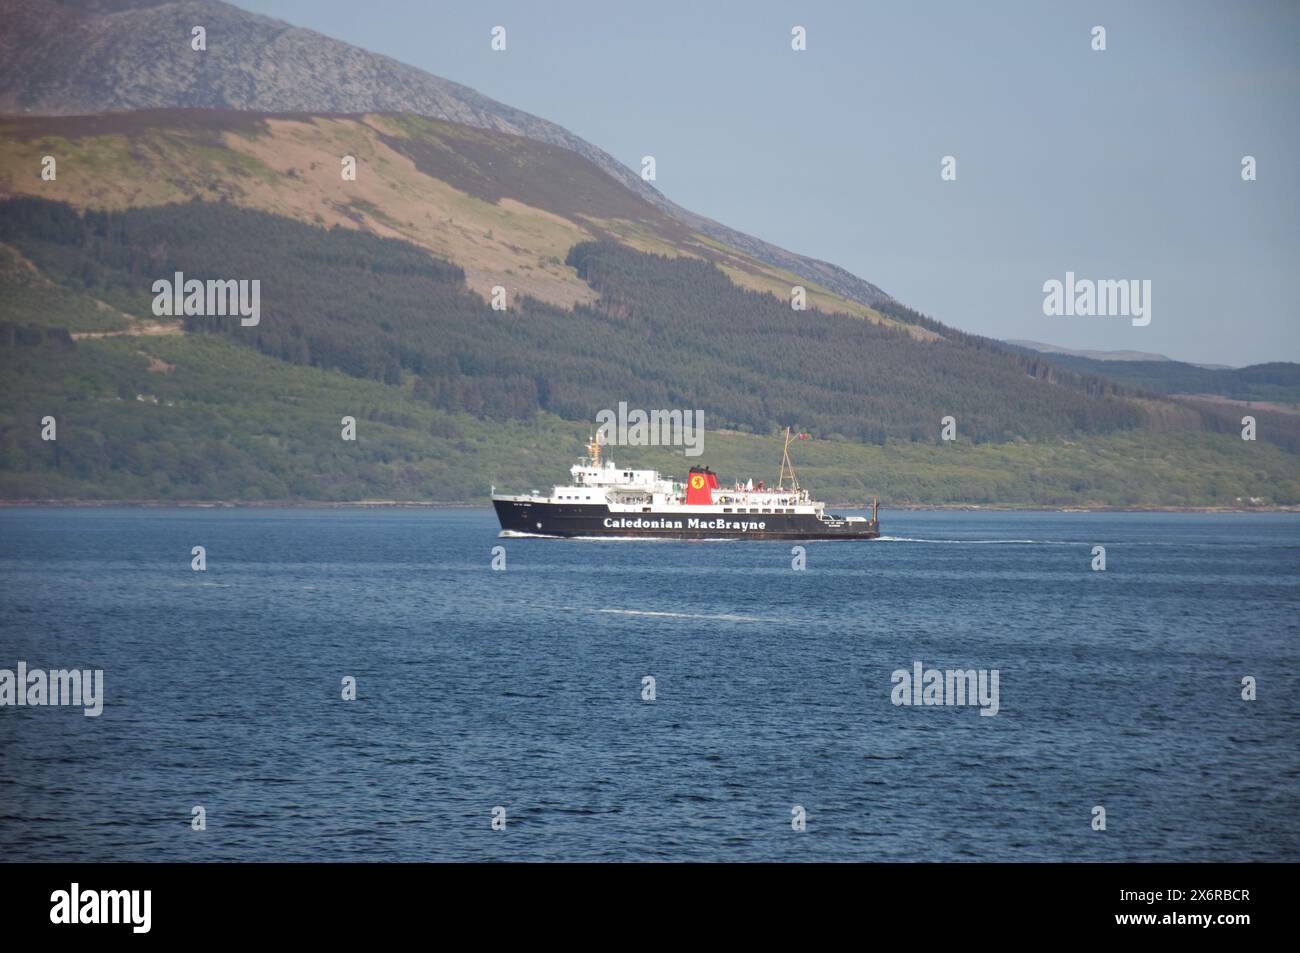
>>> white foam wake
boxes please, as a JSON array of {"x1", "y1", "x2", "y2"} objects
[
  {"x1": 498, "y1": 531, "x2": 739, "y2": 542},
  {"x1": 593, "y1": 608, "x2": 769, "y2": 623},
  {"x1": 876, "y1": 536, "x2": 1075, "y2": 545}
]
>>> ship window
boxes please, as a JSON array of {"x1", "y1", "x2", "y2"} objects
[
  {"x1": 762, "y1": 509, "x2": 772, "y2": 513},
  {"x1": 723, "y1": 508, "x2": 732, "y2": 513},
  {"x1": 642, "y1": 507, "x2": 651, "y2": 512}
]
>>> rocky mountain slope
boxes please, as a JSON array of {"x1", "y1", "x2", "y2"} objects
[
  {"x1": 0, "y1": 108, "x2": 909, "y2": 326},
  {"x1": 0, "y1": 0, "x2": 893, "y2": 311}
]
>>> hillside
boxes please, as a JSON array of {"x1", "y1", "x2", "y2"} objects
[
  {"x1": 3, "y1": 323, "x2": 1297, "y2": 506},
  {"x1": 1006, "y1": 340, "x2": 1231, "y2": 367},
  {"x1": 0, "y1": 0, "x2": 892, "y2": 313},
  {"x1": 0, "y1": 196, "x2": 1140, "y2": 438},
  {"x1": 2, "y1": 195, "x2": 1298, "y2": 505},
  {"x1": 0, "y1": 109, "x2": 901, "y2": 327},
  {"x1": 1006, "y1": 342, "x2": 1300, "y2": 406}
]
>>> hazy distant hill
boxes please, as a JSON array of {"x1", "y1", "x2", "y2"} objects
[
  {"x1": 1006, "y1": 341, "x2": 1300, "y2": 405},
  {"x1": 1007, "y1": 339, "x2": 1232, "y2": 368},
  {"x1": 0, "y1": 0, "x2": 892, "y2": 312}
]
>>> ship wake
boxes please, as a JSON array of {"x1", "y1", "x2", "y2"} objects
[{"x1": 877, "y1": 536, "x2": 1075, "y2": 545}]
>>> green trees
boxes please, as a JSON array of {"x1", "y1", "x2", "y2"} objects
[
  {"x1": 0, "y1": 197, "x2": 1152, "y2": 443},
  {"x1": 2, "y1": 196, "x2": 1298, "y2": 505}
]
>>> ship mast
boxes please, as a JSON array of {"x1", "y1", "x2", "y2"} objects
[{"x1": 777, "y1": 426, "x2": 800, "y2": 491}]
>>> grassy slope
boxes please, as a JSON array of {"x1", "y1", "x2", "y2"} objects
[
  {"x1": 0, "y1": 243, "x2": 130, "y2": 332},
  {"x1": 0, "y1": 110, "x2": 909, "y2": 330}
]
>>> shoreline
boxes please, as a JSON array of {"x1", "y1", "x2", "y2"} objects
[{"x1": 1, "y1": 499, "x2": 1296, "y2": 514}]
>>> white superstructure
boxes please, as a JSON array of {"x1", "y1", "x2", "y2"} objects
[{"x1": 493, "y1": 438, "x2": 827, "y2": 517}]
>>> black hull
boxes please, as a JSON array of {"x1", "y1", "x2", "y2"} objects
[{"x1": 493, "y1": 499, "x2": 879, "y2": 540}]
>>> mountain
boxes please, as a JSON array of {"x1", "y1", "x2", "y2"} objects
[
  {"x1": 1006, "y1": 341, "x2": 1300, "y2": 405},
  {"x1": 1, "y1": 2, "x2": 1298, "y2": 506},
  {"x1": 1009, "y1": 340, "x2": 1193, "y2": 365},
  {"x1": 0, "y1": 0, "x2": 892, "y2": 312},
  {"x1": 0, "y1": 194, "x2": 1144, "y2": 438},
  {"x1": 1007, "y1": 340, "x2": 1236, "y2": 370},
  {"x1": 4, "y1": 192, "x2": 1299, "y2": 505},
  {"x1": 0, "y1": 107, "x2": 907, "y2": 330}
]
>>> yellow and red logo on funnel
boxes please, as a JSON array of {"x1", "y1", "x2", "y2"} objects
[{"x1": 685, "y1": 469, "x2": 714, "y2": 504}]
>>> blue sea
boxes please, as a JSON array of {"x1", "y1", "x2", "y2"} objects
[{"x1": 1, "y1": 508, "x2": 1297, "y2": 862}]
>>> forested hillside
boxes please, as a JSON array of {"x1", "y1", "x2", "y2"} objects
[
  {"x1": 1005, "y1": 344, "x2": 1300, "y2": 404},
  {"x1": 3, "y1": 329, "x2": 1298, "y2": 506},
  {"x1": 4, "y1": 196, "x2": 1149, "y2": 443},
  {"x1": 2, "y1": 196, "x2": 1298, "y2": 505}
]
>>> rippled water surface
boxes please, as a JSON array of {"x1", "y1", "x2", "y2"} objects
[{"x1": 1, "y1": 508, "x2": 1297, "y2": 861}]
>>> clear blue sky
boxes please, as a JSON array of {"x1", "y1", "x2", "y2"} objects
[{"x1": 235, "y1": 0, "x2": 1299, "y2": 366}]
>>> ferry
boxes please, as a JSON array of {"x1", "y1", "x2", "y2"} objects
[{"x1": 491, "y1": 429, "x2": 880, "y2": 540}]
